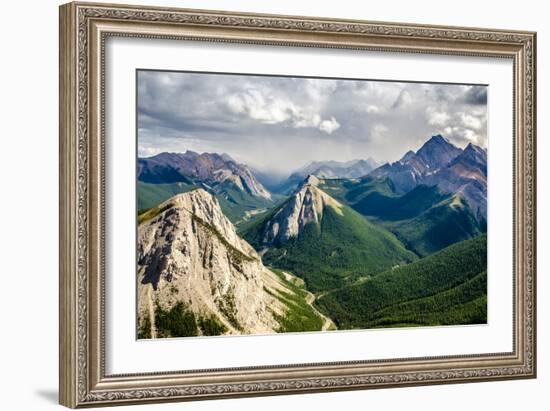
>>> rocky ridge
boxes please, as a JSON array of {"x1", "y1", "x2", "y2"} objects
[
  {"x1": 138, "y1": 151, "x2": 271, "y2": 200},
  {"x1": 259, "y1": 175, "x2": 343, "y2": 245},
  {"x1": 137, "y1": 189, "x2": 297, "y2": 337}
]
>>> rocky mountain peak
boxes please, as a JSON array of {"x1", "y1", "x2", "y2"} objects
[
  {"x1": 367, "y1": 134, "x2": 486, "y2": 217},
  {"x1": 260, "y1": 180, "x2": 342, "y2": 245},
  {"x1": 183, "y1": 150, "x2": 200, "y2": 158},
  {"x1": 302, "y1": 174, "x2": 320, "y2": 187},
  {"x1": 421, "y1": 141, "x2": 488, "y2": 219},
  {"x1": 462, "y1": 143, "x2": 487, "y2": 161},
  {"x1": 415, "y1": 134, "x2": 462, "y2": 170},
  {"x1": 151, "y1": 189, "x2": 248, "y2": 255},
  {"x1": 220, "y1": 152, "x2": 235, "y2": 162},
  {"x1": 428, "y1": 134, "x2": 447, "y2": 144},
  {"x1": 400, "y1": 150, "x2": 415, "y2": 163},
  {"x1": 137, "y1": 190, "x2": 299, "y2": 337},
  {"x1": 449, "y1": 143, "x2": 487, "y2": 176}
]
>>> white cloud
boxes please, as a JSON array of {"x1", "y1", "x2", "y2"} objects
[
  {"x1": 304, "y1": 79, "x2": 338, "y2": 100},
  {"x1": 319, "y1": 117, "x2": 340, "y2": 134},
  {"x1": 443, "y1": 126, "x2": 484, "y2": 147},
  {"x1": 226, "y1": 90, "x2": 292, "y2": 124},
  {"x1": 369, "y1": 124, "x2": 389, "y2": 143},
  {"x1": 459, "y1": 112, "x2": 483, "y2": 130},
  {"x1": 138, "y1": 146, "x2": 161, "y2": 158},
  {"x1": 365, "y1": 104, "x2": 380, "y2": 114},
  {"x1": 426, "y1": 107, "x2": 451, "y2": 127},
  {"x1": 293, "y1": 113, "x2": 321, "y2": 128},
  {"x1": 226, "y1": 87, "x2": 338, "y2": 134}
]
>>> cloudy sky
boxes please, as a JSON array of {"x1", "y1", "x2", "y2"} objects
[{"x1": 137, "y1": 70, "x2": 487, "y2": 176}]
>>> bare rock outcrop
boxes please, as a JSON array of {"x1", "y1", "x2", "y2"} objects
[
  {"x1": 260, "y1": 176, "x2": 343, "y2": 245},
  {"x1": 137, "y1": 189, "x2": 294, "y2": 338}
]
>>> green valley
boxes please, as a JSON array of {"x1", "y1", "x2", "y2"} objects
[
  {"x1": 319, "y1": 178, "x2": 484, "y2": 256},
  {"x1": 138, "y1": 180, "x2": 276, "y2": 224},
  {"x1": 244, "y1": 202, "x2": 417, "y2": 293},
  {"x1": 138, "y1": 181, "x2": 195, "y2": 212}
]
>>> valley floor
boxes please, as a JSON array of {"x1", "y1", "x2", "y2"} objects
[{"x1": 279, "y1": 270, "x2": 337, "y2": 332}]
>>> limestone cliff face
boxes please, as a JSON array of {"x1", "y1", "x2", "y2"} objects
[
  {"x1": 137, "y1": 189, "x2": 291, "y2": 338},
  {"x1": 260, "y1": 175, "x2": 343, "y2": 245}
]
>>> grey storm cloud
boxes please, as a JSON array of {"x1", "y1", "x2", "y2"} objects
[
  {"x1": 137, "y1": 70, "x2": 487, "y2": 175},
  {"x1": 461, "y1": 86, "x2": 488, "y2": 105}
]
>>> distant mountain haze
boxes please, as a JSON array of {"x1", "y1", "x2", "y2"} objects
[
  {"x1": 274, "y1": 158, "x2": 380, "y2": 194},
  {"x1": 292, "y1": 158, "x2": 379, "y2": 179},
  {"x1": 248, "y1": 158, "x2": 379, "y2": 195}
]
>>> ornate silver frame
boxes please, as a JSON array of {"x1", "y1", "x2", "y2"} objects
[{"x1": 59, "y1": 2, "x2": 537, "y2": 408}]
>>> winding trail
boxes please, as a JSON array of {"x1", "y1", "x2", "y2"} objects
[
  {"x1": 281, "y1": 271, "x2": 336, "y2": 332},
  {"x1": 305, "y1": 289, "x2": 337, "y2": 331}
]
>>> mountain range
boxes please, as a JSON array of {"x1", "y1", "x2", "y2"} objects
[
  {"x1": 137, "y1": 134, "x2": 488, "y2": 337},
  {"x1": 369, "y1": 135, "x2": 487, "y2": 219},
  {"x1": 138, "y1": 151, "x2": 271, "y2": 198},
  {"x1": 295, "y1": 159, "x2": 379, "y2": 179},
  {"x1": 137, "y1": 151, "x2": 275, "y2": 223},
  {"x1": 138, "y1": 135, "x2": 486, "y2": 221},
  {"x1": 317, "y1": 177, "x2": 483, "y2": 256}
]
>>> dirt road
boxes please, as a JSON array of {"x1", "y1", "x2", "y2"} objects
[{"x1": 280, "y1": 270, "x2": 336, "y2": 332}]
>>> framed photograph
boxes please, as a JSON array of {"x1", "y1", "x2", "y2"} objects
[{"x1": 59, "y1": 2, "x2": 537, "y2": 408}]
